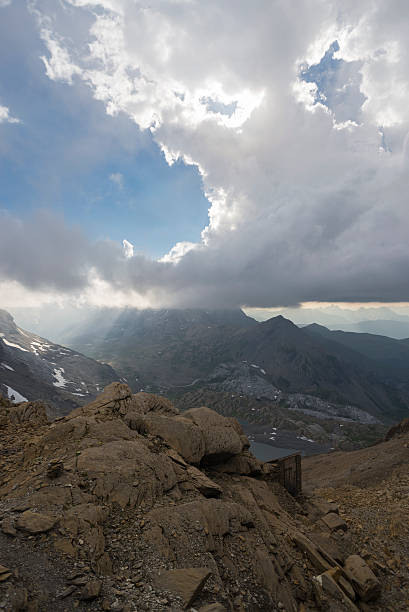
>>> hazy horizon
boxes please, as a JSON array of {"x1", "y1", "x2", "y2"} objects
[{"x1": 4, "y1": 301, "x2": 409, "y2": 344}]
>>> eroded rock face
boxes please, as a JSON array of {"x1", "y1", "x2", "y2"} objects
[
  {"x1": 68, "y1": 381, "x2": 133, "y2": 417},
  {"x1": 76, "y1": 440, "x2": 179, "y2": 508},
  {"x1": 0, "y1": 399, "x2": 49, "y2": 428},
  {"x1": 0, "y1": 383, "x2": 383, "y2": 611}
]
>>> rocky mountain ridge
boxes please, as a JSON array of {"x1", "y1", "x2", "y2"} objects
[
  {"x1": 0, "y1": 384, "x2": 396, "y2": 611},
  {"x1": 0, "y1": 309, "x2": 119, "y2": 416},
  {"x1": 304, "y1": 323, "x2": 409, "y2": 383}
]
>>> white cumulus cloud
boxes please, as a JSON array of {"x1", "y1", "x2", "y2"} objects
[
  {"x1": 0, "y1": 104, "x2": 19, "y2": 124},
  {"x1": 122, "y1": 239, "x2": 134, "y2": 258},
  {"x1": 160, "y1": 241, "x2": 198, "y2": 264}
]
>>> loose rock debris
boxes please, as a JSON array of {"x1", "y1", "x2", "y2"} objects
[{"x1": 0, "y1": 384, "x2": 405, "y2": 610}]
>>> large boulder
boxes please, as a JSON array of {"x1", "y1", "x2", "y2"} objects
[
  {"x1": 344, "y1": 555, "x2": 381, "y2": 602},
  {"x1": 79, "y1": 579, "x2": 102, "y2": 601},
  {"x1": 183, "y1": 407, "x2": 245, "y2": 464},
  {"x1": 154, "y1": 568, "x2": 211, "y2": 607},
  {"x1": 126, "y1": 413, "x2": 206, "y2": 464},
  {"x1": 155, "y1": 567, "x2": 211, "y2": 607},
  {"x1": 212, "y1": 451, "x2": 262, "y2": 475},
  {"x1": 125, "y1": 405, "x2": 247, "y2": 466}
]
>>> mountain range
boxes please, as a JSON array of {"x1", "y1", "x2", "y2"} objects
[
  {"x1": 3, "y1": 306, "x2": 409, "y2": 430},
  {"x1": 248, "y1": 305, "x2": 409, "y2": 338},
  {"x1": 50, "y1": 307, "x2": 409, "y2": 425}
]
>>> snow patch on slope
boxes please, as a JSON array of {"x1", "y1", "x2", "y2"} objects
[
  {"x1": 1, "y1": 362, "x2": 14, "y2": 371},
  {"x1": 2, "y1": 338, "x2": 29, "y2": 352},
  {"x1": 17, "y1": 328, "x2": 30, "y2": 338},
  {"x1": 30, "y1": 340, "x2": 51, "y2": 355},
  {"x1": 5, "y1": 385, "x2": 28, "y2": 403},
  {"x1": 53, "y1": 367, "x2": 67, "y2": 388}
]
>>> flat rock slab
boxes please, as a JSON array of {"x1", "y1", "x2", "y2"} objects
[
  {"x1": 155, "y1": 567, "x2": 211, "y2": 607},
  {"x1": 292, "y1": 533, "x2": 332, "y2": 574},
  {"x1": 322, "y1": 512, "x2": 348, "y2": 532},
  {"x1": 314, "y1": 570, "x2": 358, "y2": 612},
  {"x1": 1, "y1": 517, "x2": 17, "y2": 536},
  {"x1": 16, "y1": 510, "x2": 57, "y2": 534}
]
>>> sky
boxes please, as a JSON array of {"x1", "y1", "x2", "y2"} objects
[{"x1": 1, "y1": 0, "x2": 409, "y2": 311}]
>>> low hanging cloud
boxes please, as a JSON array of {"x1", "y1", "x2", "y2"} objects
[{"x1": 4, "y1": 0, "x2": 409, "y2": 308}]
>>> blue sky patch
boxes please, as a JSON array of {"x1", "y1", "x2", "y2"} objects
[
  {"x1": 0, "y1": 2, "x2": 209, "y2": 258},
  {"x1": 300, "y1": 40, "x2": 366, "y2": 124}
]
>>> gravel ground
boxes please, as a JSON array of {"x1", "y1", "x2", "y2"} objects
[{"x1": 315, "y1": 473, "x2": 409, "y2": 611}]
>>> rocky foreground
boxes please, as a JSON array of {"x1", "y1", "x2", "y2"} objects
[
  {"x1": 303, "y1": 418, "x2": 409, "y2": 612},
  {"x1": 0, "y1": 385, "x2": 397, "y2": 611}
]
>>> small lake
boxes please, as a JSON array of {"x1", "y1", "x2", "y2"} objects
[{"x1": 249, "y1": 441, "x2": 298, "y2": 462}]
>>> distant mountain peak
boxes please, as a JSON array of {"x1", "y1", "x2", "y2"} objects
[
  {"x1": 259, "y1": 314, "x2": 298, "y2": 329},
  {"x1": 303, "y1": 322, "x2": 331, "y2": 333}
]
